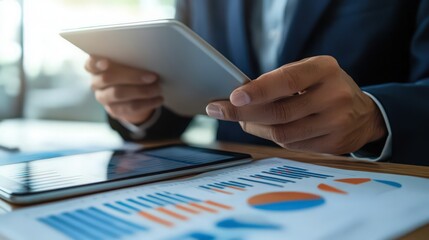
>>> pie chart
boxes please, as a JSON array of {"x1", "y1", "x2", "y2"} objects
[
  {"x1": 248, "y1": 192, "x2": 325, "y2": 211},
  {"x1": 318, "y1": 178, "x2": 402, "y2": 195}
]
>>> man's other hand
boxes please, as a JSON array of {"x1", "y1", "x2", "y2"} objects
[
  {"x1": 206, "y1": 56, "x2": 387, "y2": 154},
  {"x1": 85, "y1": 56, "x2": 163, "y2": 124}
]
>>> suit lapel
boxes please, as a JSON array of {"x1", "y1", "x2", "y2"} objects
[
  {"x1": 280, "y1": 0, "x2": 333, "y2": 64},
  {"x1": 227, "y1": 0, "x2": 259, "y2": 79}
]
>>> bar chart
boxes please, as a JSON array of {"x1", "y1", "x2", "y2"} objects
[
  {"x1": 37, "y1": 191, "x2": 232, "y2": 239},
  {"x1": 199, "y1": 164, "x2": 334, "y2": 194},
  {"x1": 38, "y1": 207, "x2": 147, "y2": 240}
]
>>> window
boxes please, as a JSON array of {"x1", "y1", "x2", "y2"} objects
[
  {"x1": 0, "y1": 0, "x2": 23, "y2": 119},
  {"x1": 22, "y1": 0, "x2": 175, "y2": 121}
]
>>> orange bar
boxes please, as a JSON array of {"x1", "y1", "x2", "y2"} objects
[
  {"x1": 175, "y1": 204, "x2": 199, "y2": 214},
  {"x1": 227, "y1": 186, "x2": 245, "y2": 191},
  {"x1": 318, "y1": 183, "x2": 347, "y2": 195},
  {"x1": 248, "y1": 192, "x2": 321, "y2": 205},
  {"x1": 157, "y1": 207, "x2": 188, "y2": 221},
  {"x1": 138, "y1": 211, "x2": 173, "y2": 227},
  {"x1": 189, "y1": 203, "x2": 217, "y2": 213},
  {"x1": 205, "y1": 200, "x2": 232, "y2": 210},
  {"x1": 335, "y1": 178, "x2": 371, "y2": 185},
  {"x1": 212, "y1": 188, "x2": 233, "y2": 195}
]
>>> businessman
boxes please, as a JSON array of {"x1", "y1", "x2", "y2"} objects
[{"x1": 86, "y1": 0, "x2": 429, "y2": 165}]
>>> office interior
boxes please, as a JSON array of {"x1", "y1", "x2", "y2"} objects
[{"x1": 0, "y1": 1, "x2": 429, "y2": 239}]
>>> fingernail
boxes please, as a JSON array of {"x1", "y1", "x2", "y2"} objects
[
  {"x1": 206, "y1": 104, "x2": 224, "y2": 119},
  {"x1": 95, "y1": 60, "x2": 109, "y2": 71},
  {"x1": 142, "y1": 75, "x2": 156, "y2": 84},
  {"x1": 230, "y1": 90, "x2": 251, "y2": 107}
]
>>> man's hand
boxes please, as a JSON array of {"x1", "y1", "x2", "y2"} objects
[
  {"x1": 85, "y1": 56, "x2": 163, "y2": 124},
  {"x1": 206, "y1": 56, "x2": 387, "y2": 154}
]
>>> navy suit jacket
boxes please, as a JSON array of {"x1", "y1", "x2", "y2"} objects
[{"x1": 110, "y1": 0, "x2": 429, "y2": 166}]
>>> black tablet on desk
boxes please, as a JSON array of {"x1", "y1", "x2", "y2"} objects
[{"x1": 0, "y1": 144, "x2": 252, "y2": 204}]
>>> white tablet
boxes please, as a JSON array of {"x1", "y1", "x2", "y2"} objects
[{"x1": 60, "y1": 20, "x2": 250, "y2": 116}]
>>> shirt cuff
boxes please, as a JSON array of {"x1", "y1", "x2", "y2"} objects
[
  {"x1": 119, "y1": 108, "x2": 162, "y2": 140},
  {"x1": 351, "y1": 92, "x2": 392, "y2": 162}
]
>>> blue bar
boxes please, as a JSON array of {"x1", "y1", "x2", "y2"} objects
[
  {"x1": 104, "y1": 203, "x2": 130, "y2": 215},
  {"x1": 50, "y1": 215, "x2": 99, "y2": 240},
  {"x1": 281, "y1": 165, "x2": 308, "y2": 171},
  {"x1": 266, "y1": 170, "x2": 303, "y2": 179},
  {"x1": 127, "y1": 199, "x2": 152, "y2": 209},
  {"x1": 274, "y1": 172, "x2": 309, "y2": 179},
  {"x1": 213, "y1": 183, "x2": 231, "y2": 188},
  {"x1": 258, "y1": 174, "x2": 295, "y2": 182},
  {"x1": 238, "y1": 177, "x2": 284, "y2": 188},
  {"x1": 230, "y1": 181, "x2": 253, "y2": 187},
  {"x1": 214, "y1": 182, "x2": 230, "y2": 187},
  {"x1": 263, "y1": 174, "x2": 295, "y2": 183},
  {"x1": 156, "y1": 193, "x2": 187, "y2": 204},
  {"x1": 138, "y1": 196, "x2": 164, "y2": 206},
  {"x1": 171, "y1": 193, "x2": 201, "y2": 202},
  {"x1": 277, "y1": 169, "x2": 327, "y2": 178},
  {"x1": 39, "y1": 217, "x2": 89, "y2": 240},
  {"x1": 250, "y1": 175, "x2": 285, "y2": 183},
  {"x1": 274, "y1": 168, "x2": 314, "y2": 177},
  {"x1": 264, "y1": 174, "x2": 296, "y2": 183},
  {"x1": 276, "y1": 167, "x2": 329, "y2": 178},
  {"x1": 74, "y1": 209, "x2": 127, "y2": 237},
  {"x1": 208, "y1": 184, "x2": 224, "y2": 189},
  {"x1": 276, "y1": 171, "x2": 311, "y2": 178},
  {"x1": 199, "y1": 185, "x2": 212, "y2": 190},
  {"x1": 220, "y1": 182, "x2": 245, "y2": 188},
  {"x1": 252, "y1": 174, "x2": 293, "y2": 183},
  {"x1": 62, "y1": 212, "x2": 112, "y2": 239},
  {"x1": 271, "y1": 168, "x2": 308, "y2": 177},
  {"x1": 147, "y1": 194, "x2": 174, "y2": 205},
  {"x1": 252, "y1": 175, "x2": 289, "y2": 183},
  {"x1": 213, "y1": 183, "x2": 229, "y2": 188},
  {"x1": 263, "y1": 171, "x2": 301, "y2": 180},
  {"x1": 78, "y1": 209, "x2": 134, "y2": 234},
  {"x1": 116, "y1": 201, "x2": 140, "y2": 212},
  {"x1": 89, "y1": 207, "x2": 147, "y2": 231},
  {"x1": 277, "y1": 167, "x2": 333, "y2": 178}
]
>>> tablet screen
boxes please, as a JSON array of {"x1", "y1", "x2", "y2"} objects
[{"x1": 0, "y1": 145, "x2": 250, "y2": 195}]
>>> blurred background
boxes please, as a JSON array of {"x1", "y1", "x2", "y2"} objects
[{"x1": 0, "y1": 0, "x2": 216, "y2": 145}]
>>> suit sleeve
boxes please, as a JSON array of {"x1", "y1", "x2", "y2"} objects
[
  {"x1": 108, "y1": 107, "x2": 193, "y2": 141},
  {"x1": 362, "y1": 0, "x2": 429, "y2": 166}
]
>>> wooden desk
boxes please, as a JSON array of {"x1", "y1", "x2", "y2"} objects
[{"x1": 1, "y1": 141, "x2": 429, "y2": 239}]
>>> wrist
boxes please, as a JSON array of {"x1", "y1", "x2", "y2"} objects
[
  {"x1": 353, "y1": 91, "x2": 392, "y2": 161},
  {"x1": 366, "y1": 96, "x2": 387, "y2": 143},
  {"x1": 127, "y1": 110, "x2": 155, "y2": 125},
  {"x1": 119, "y1": 108, "x2": 162, "y2": 139}
]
